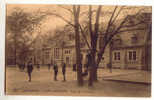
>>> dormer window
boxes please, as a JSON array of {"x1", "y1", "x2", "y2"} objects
[
  {"x1": 68, "y1": 34, "x2": 74, "y2": 40},
  {"x1": 131, "y1": 34, "x2": 138, "y2": 44},
  {"x1": 115, "y1": 38, "x2": 122, "y2": 45},
  {"x1": 113, "y1": 35, "x2": 122, "y2": 45}
]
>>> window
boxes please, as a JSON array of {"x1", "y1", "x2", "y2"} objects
[
  {"x1": 68, "y1": 34, "x2": 74, "y2": 40},
  {"x1": 114, "y1": 52, "x2": 120, "y2": 60},
  {"x1": 54, "y1": 48, "x2": 60, "y2": 59},
  {"x1": 65, "y1": 50, "x2": 71, "y2": 54},
  {"x1": 133, "y1": 51, "x2": 136, "y2": 60},
  {"x1": 113, "y1": 35, "x2": 122, "y2": 45},
  {"x1": 128, "y1": 51, "x2": 136, "y2": 61},
  {"x1": 65, "y1": 50, "x2": 67, "y2": 54},
  {"x1": 131, "y1": 34, "x2": 138, "y2": 44}
]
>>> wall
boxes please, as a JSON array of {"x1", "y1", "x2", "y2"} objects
[
  {"x1": 111, "y1": 49, "x2": 125, "y2": 69},
  {"x1": 99, "y1": 45, "x2": 110, "y2": 68},
  {"x1": 111, "y1": 47, "x2": 143, "y2": 69}
]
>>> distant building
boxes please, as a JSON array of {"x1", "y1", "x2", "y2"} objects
[
  {"x1": 42, "y1": 46, "x2": 51, "y2": 65},
  {"x1": 41, "y1": 39, "x2": 89, "y2": 67}
]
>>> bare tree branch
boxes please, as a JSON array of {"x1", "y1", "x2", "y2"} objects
[
  {"x1": 80, "y1": 10, "x2": 97, "y2": 16},
  {"x1": 73, "y1": 5, "x2": 77, "y2": 18},
  {"x1": 77, "y1": 6, "x2": 80, "y2": 16},
  {"x1": 105, "y1": 6, "x2": 118, "y2": 35},
  {"x1": 106, "y1": 16, "x2": 128, "y2": 43},
  {"x1": 58, "y1": 5, "x2": 73, "y2": 14},
  {"x1": 79, "y1": 24, "x2": 92, "y2": 50},
  {"x1": 94, "y1": 5, "x2": 102, "y2": 35},
  {"x1": 42, "y1": 12, "x2": 75, "y2": 27},
  {"x1": 89, "y1": 5, "x2": 93, "y2": 37},
  {"x1": 111, "y1": 6, "x2": 125, "y2": 25},
  {"x1": 96, "y1": 15, "x2": 128, "y2": 65}
]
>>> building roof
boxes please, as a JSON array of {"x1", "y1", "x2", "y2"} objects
[{"x1": 112, "y1": 12, "x2": 151, "y2": 49}]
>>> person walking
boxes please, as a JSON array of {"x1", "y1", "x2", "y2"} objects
[
  {"x1": 27, "y1": 60, "x2": 33, "y2": 82},
  {"x1": 53, "y1": 63, "x2": 58, "y2": 81},
  {"x1": 62, "y1": 63, "x2": 66, "y2": 81}
]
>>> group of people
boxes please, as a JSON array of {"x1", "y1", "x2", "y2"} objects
[
  {"x1": 53, "y1": 62, "x2": 66, "y2": 81},
  {"x1": 26, "y1": 60, "x2": 67, "y2": 82},
  {"x1": 25, "y1": 52, "x2": 112, "y2": 82}
]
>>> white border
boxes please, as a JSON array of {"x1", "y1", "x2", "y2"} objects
[
  {"x1": 0, "y1": 0, "x2": 153, "y2": 100},
  {"x1": 0, "y1": 0, "x2": 5, "y2": 98},
  {"x1": 4, "y1": 0, "x2": 154, "y2": 6}
]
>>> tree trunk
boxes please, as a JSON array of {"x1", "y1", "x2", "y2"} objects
[
  {"x1": 61, "y1": 46, "x2": 64, "y2": 64},
  {"x1": 73, "y1": 5, "x2": 83, "y2": 86},
  {"x1": 93, "y1": 65, "x2": 98, "y2": 82},
  {"x1": 88, "y1": 6, "x2": 102, "y2": 86},
  {"x1": 88, "y1": 56, "x2": 96, "y2": 86},
  {"x1": 14, "y1": 36, "x2": 17, "y2": 66},
  {"x1": 75, "y1": 23, "x2": 83, "y2": 86},
  {"x1": 88, "y1": 66, "x2": 93, "y2": 86},
  {"x1": 88, "y1": 47, "x2": 97, "y2": 86}
]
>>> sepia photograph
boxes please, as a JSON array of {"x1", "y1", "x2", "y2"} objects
[{"x1": 5, "y1": 4, "x2": 152, "y2": 97}]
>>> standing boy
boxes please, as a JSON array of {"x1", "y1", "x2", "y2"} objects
[
  {"x1": 27, "y1": 60, "x2": 33, "y2": 82},
  {"x1": 62, "y1": 63, "x2": 66, "y2": 81},
  {"x1": 53, "y1": 63, "x2": 58, "y2": 81}
]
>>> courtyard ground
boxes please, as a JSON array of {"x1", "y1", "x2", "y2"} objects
[{"x1": 5, "y1": 66, "x2": 151, "y2": 97}]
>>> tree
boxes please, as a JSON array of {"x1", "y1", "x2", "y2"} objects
[
  {"x1": 78, "y1": 6, "x2": 151, "y2": 86},
  {"x1": 72, "y1": 5, "x2": 84, "y2": 86},
  {"x1": 6, "y1": 7, "x2": 46, "y2": 65},
  {"x1": 41, "y1": 5, "x2": 84, "y2": 86}
]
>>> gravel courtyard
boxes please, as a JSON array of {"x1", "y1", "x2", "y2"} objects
[{"x1": 5, "y1": 66, "x2": 151, "y2": 97}]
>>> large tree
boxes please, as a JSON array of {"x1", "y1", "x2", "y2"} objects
[
  {"x1": 78, "y1": 6, "x2": 151, "y2": 86},
  {"x1": 6, "y1": 7, "x2": 46, "y2": 65}
]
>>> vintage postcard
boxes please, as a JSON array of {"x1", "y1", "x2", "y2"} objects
[{"x1": 5, "y1": 4, "x2": 152, "y2": 97}]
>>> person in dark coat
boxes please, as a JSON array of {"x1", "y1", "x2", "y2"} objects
[
  {"x1": 62, "y1": 63, "x2": 66, "y2": 81},
  {"x1": 27, "y1": 60, "x2": 33, "y2": 82},
  {"x1": 107, "y1": 63, "x2": 112, "y2": 73},
  {"x1": 22, "y1": 63, "x2": 25, "y2": 70},
  {"x1": 73, "y1": 64, "x2": 76, "y2": 71},
  {"x1": 53, "y1": 63, "x2": 58, "y2": 81}
]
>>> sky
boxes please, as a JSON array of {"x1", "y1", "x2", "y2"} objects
[{"x1": 6, "y1": 4, "x2": 152, "y2": 36}]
